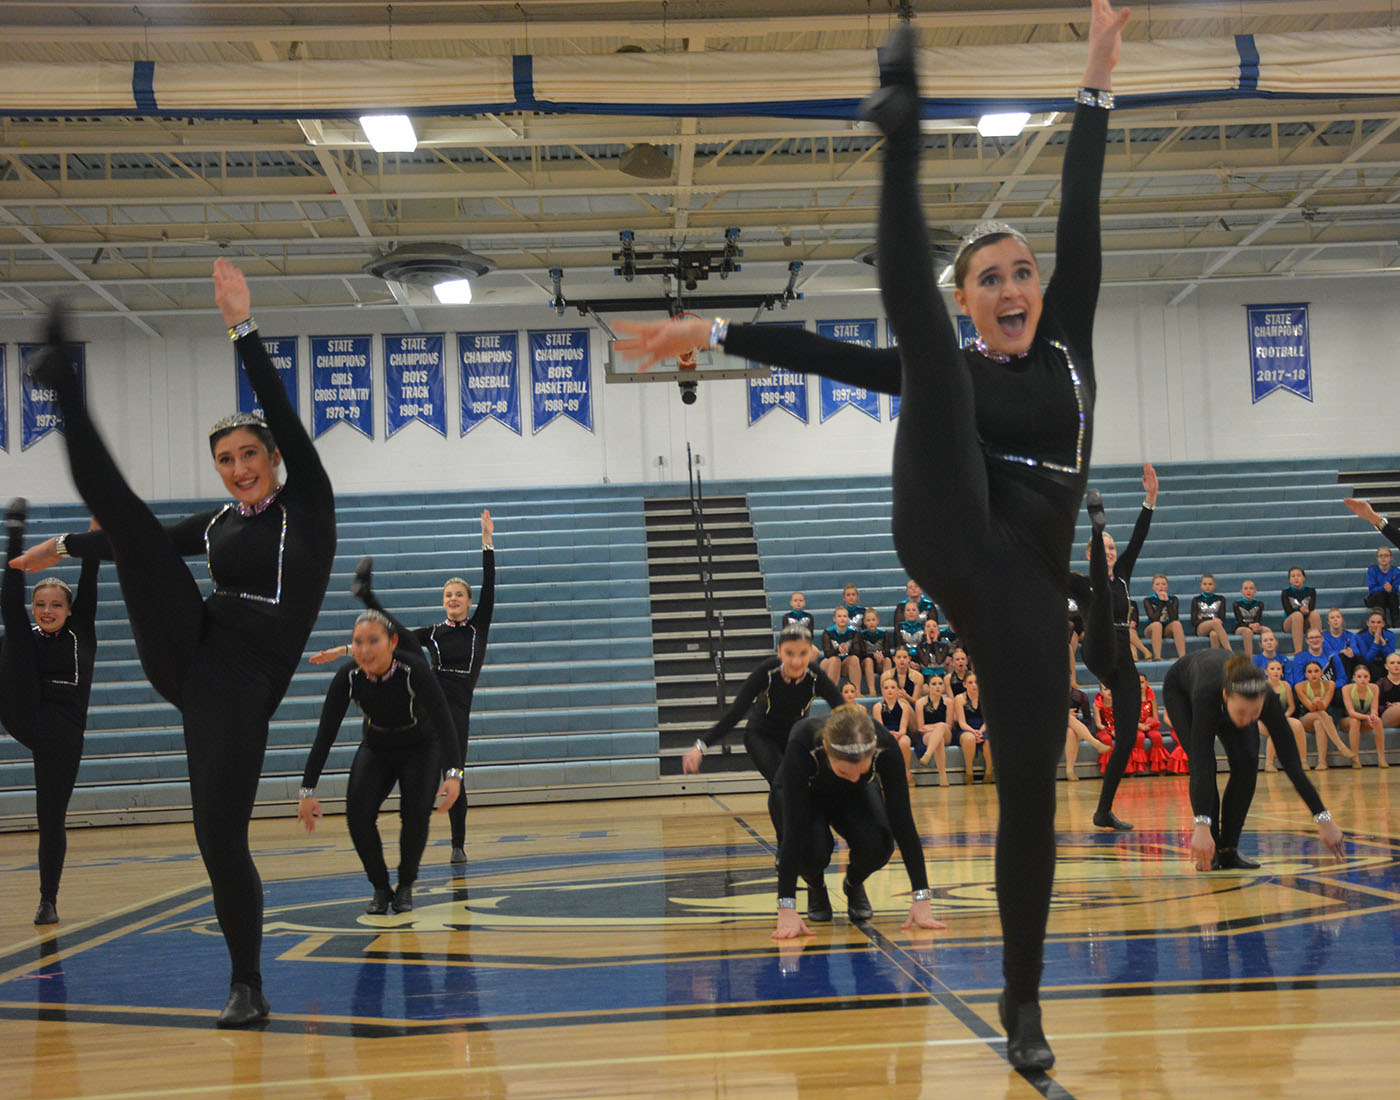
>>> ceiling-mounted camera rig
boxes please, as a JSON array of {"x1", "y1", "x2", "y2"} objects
[{"x1": 545, "y1": 229, "x2": 804, "y2": 405}]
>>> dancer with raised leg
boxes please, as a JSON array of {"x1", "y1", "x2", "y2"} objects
[
  {"x1": 0, "y1": 501, "x2": 100, "y2": 926},
  {"x1": 1068, "y1": 463, "x2": 1159, "y2": 831},
  {"x1": 13, "y1": 260, "x2": 336, "y2": 1027},
  {"x1": 616, "y1": 1, "x2": 1127, "y2": 1069}
]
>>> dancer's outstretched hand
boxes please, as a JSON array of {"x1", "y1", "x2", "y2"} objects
[
  {"x1": 1083, "y1": 0, "x2": 1132, "y2": 89},
  {"x1": 901, "y1": 897, "x2": 948, "y2": 931},
  {"x1": 1141, "y1": 462, "x2": 1158, "y2": 507},
  {"x1": 481, "y1": 509, "x2": 494, "y2": 545},
  {"x1": 435, "y1": 776, "x2": 462, "y2": 813},
  {"x1": 1190, "y1": 822, "x2": 1216, "y2": 872},
  {"x1": 9, "y1": 537, "x2": 60, "y2": 574},
  {"x1": 1344, "y1": 497, "x2": 1384, "y2": 527},
  {"x1": 309, "y1": 646, "x2": 349, "y2": 665},
  {"x1": 298, "y1": 794, "x2": 323, "y2": 832},
  {"x1": 213, "y1": 257, "x2": 252, "y2": 327},
  {"x1": 1318, "y1": 817, "x2": 1346, "y2": 862},
  {"x1": 771, "y1": 908, "x2": 813, "y2": 941},
  {"x1": 612, "y1": 317, "x2": 710, "y2": 372}
]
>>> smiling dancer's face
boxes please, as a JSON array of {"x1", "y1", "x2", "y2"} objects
[
  {"x1": 212, "y1": 427, "x2": 281, "y2": 506},
  {"x1": 954, "y1": 237, "x2": 1043, "y2": 357}
]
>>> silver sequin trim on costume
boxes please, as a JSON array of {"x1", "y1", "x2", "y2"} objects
[
  {"x1": 204, "y1": 502, "x2": 287, "y2": 606},
  {"x1": 981, "y1": 339, "x2": 1086, "y2": 476},
  {"x1": 33, "y1": 625, "x2": 80, "y2": 686}
]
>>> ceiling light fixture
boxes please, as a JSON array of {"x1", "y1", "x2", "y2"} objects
[
  {"x1": 360, "y1": 114, "x2": 418, "y2": 153},
  {"x1": 976, "y1": 111, "x2": 1031, "y2": 138}
]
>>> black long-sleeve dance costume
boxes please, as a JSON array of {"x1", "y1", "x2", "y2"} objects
[
  {"x1": 0, "y1": 539, "x2": 99, "y2": 910},
  {"x1": 722, "y1": 101, "x2": 1108, "y2": 1004},
  {"x1": 413, "y1": 548, "x2": 494, "y2": 850},
  {"x1": 1163, "y1": 649, "x2": 1325, "y2": 850},
  {"x1": 302, "y1": 647, "x2": 458, "y2": 892},
  {"x1": 773, "y1": 715, "x2": 929, "y2": 898},
  {"x1": 700, "y1": 656, "x2": 844, "y2": 784},
  {"x1": 1067, "y1": 504, "x2": 1155, "y2": 813},
  {"x1": 46, "y1": 330, "x2": 335, "y2": 995}
]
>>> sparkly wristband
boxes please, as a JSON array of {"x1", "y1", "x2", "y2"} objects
[
  {"x1": 445, "y1": 767, "x2": 465, "y2": 781},
  {"x1": 1193, "y1": 814, "x2": 1213, "y2": 827},
  {"x1": 1143, "y1": 499, "x2": 1155, "y2": 511},
  {"x1": 708, "y1": 316, "x2": 730, "y2": 350},
  {"x1": 912, "y1": 888, "x2": 932, "y2": 902},
  {"x1": 777, "y1": 897, "x2": 797, "y2": 910},
  {"x1": 1314, "y1": 810, "x2": 1332, "y2": 824},
  {"x1": 227, "y1": 317, "x2": 258, "y2": 341},
  {"x1": 54, "y1": 533, "x2": 70, "y2": 559},
  {"x1": 298, "y1": 787, "x2": 315, "y2": 799},
  {"x1": 1075, "y1": 86, "x2": 1115, "y2": 110},
  {"x1": 692, "y1": 739, "x2": 706, "y2": 753},
  {"x1": 482, "y1": 543, "x2": 494, "y2": 551}
]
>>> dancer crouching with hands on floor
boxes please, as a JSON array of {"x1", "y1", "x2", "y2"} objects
[{"x1": 770, "y1": 705, "x2": 945, "y2": 939}]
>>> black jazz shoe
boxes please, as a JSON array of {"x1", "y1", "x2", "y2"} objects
[
  {"x1": 392, "y1": 882, "x2": 414, "y2": 913},
  {"x1": 1085, "y1": 489, "x2": 1107, "y2": 533},
  {"x1": 365, "y1": 887, "x2": 393, "y2": 915},
  {"x1": 33, "y1": 898, "x2": 58, "y2": 926},
  {"x1": 216, "y1": 983, "x2": 270, "y2": 1029},
  {"x1": 1212, "y1": 847, "x2": 1261, "y2": 871},
  {"x1": 999, "y1": 993, "x2": 1055, "y2": 1071},
  {"x1": 351, "y1": 556, "x2": 374, "y2": 603},
  {"x1": 1092, "y1": 810, "x2": 1133, "y2": 832},
  {"x1": 5, "y1": 498, "x2": 27, "y2": 534},
  {"x1": 450, "y1": 846, "x2": 469, "y2": 865},
  {"x1": 859, "y1": 22, "x2": 920, "y2": 145},
  {"x1": 843, "y1": 877, "x2": 874, "y2": 922},
  {"x1": 806, "y1": 881, "x2": 833, "y2": 923}
]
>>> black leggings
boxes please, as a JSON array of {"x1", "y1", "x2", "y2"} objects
[
  {"x1": 346, "y1": 733, "x2": 441, "y2": 890},
  {"x1": 1081, "y1": 529, "x2": 1144, "y2": 815},
  {"x1": 879, "y1": 118, "x2": 1077, "y2": 1006},
  {"x1": 44, "y1": 366, "x2": 294, "y2": 991},
  {"x1": 443, "y1": 691, "x2": 472, "y2": 849},
  {"x1": 1161, "y1": 679, "x2": 1260, "y2": 851},
  {"x1": 768, "y1": 781, "x2": 895, "y2": 887},
  {"x1": 1, "y1": 529, "x2": 86, "y2": 903},
  {"x1": 743, "y1": 720, "x2": 790, "y2": 787}
]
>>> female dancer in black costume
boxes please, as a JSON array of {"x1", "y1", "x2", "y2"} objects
[
  {"x1": 299, "y1": 561, "x2": 462, "y2": 914},
  {"x1": 682, "y1": 623, "x2": 844, "y2": 789},
  {"x1": 1068, "y1": 463, "x2": 1158, "y2": 831},
  {"x1": 1, "y1": 501, "x2": 99, "y2": 925},
  {"x1": 14, "y1": 259, "x2": 336, "y2": 1027},
  {"x1": 313, "y1": 511, "x2": 494, "y2": 865},
  {"x1": 617, "y1": 0, "x2": 1130, "y2": 1068},
  {"x1": 1162, "y1": 651, "x2": 1345, "y2": 872}
]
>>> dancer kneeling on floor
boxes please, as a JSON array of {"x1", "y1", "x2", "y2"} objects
[
  {"x1": 1163, "y1": 650, "x2": 1346, "y2": 873},
  {"x1": 770, "y1": 705, "x2": 946, "y2": 938},
  {"x1": 298, "y1": 561, "x2": 461, "y2": 915}
]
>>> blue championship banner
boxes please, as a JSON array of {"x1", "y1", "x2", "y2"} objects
[
  {"x1": 236, "y1": 336, "x2": 299, "y2": 419},
  {"x1": 19, "y1": 342, "x2": 84, "y2": 450},
  {"x1": 460, "y1": 331, "x2": 522, "y2": 436},
  {"x1": 1247, "y1": 303, "x2": 1312, "y2": 403},
  {"x1": 384, "y1": 333, "x2": 446, "y2": 438},
  {"x1": 528, "y1": 328, "x2": 592, "y2": 433},
  {"x1": 888, "y1": 316, "x2": 977, "y2": 419},
  {"x1": 816, "y1": 320, "x2": 880, "y2": 423},
  {"x1": 310, "y1": 334, "x2": 373, "y2": 439},
  {"x1": 746, "y1": 322, "x2": 808, "y2": 425}
]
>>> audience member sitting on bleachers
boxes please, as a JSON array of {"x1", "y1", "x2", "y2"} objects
[
  {"x1": 1322, "y1": 608, "x2": 1361, "y2": 677},
  {"x1": 1252, "y1": 627, "x2": 1283, "y2": 674},
  {"x1": 1378, "y1": 652, "x2": 1400, "y2": 731},
  {"x1": 1281, "y1": 566, "x2": 1321, "y2": 654},
  {"x1": 917, "y1": 671, "x2": 955, "y2": 786},
  {"x1": 1065, "y1": 683, "x2": 1110, "y2": 782},
  {"x1": 1190, "y1": 573, "x2": 1233, "y2": 651},
  {"x1": 1262, "y1": 657, "x2": 1309, "y2": 773},
  {"x1": 840, "y1": 583, "x2": 865, "y2": 627},
  {"x1": 857, "y1": 609, "x2": 890, "y2": 696},
  {"x1": 840, "y1": 681, "x2": 859, "y2": 706},
  {"x1": 821, "y1": 606, "x2": 862, "y2": 691},
  {"x1": 1137, "y1": 672, "x2": 1169, "y2": 773},
  {"x1": 915, "y1": 617, "x2": 951, "y2": 680},
  {"x1": 1365, "y1": 545, "x2": 1400, "y2": 628},
  {"x1": 779, "y1": 591, "x2": 820, "y2": 661},
  {"x1": 873, "y1": 675, "x2": 915, "y2": 782},
  {"x1": 893, "y1": 578, "x2": 935, "y2": 627},
  {"x1": 954, "y1": 671, "x2": 991, "y2": 784},
  {"x1": 1233, "y1": 579, "x2": 1265, "y2": 657},
  {"x1": 1067, "y1": 592, "x2": 1085, "y2": 684},
  {"x1": 1095, "y1": 684, "x2": 1146, "y2": 775},
  {"x1": 1340, "y1": 663, "x2": 1385, "y2": 770},
  {"x1": 894, "y1": 600, "x2": 923, "y2": 657},
  {"x1": 882, "y1": 647, "x2": 925, "y2": 709},
  {"x1": 945, "y1": 648, "x2": 970, "y2": 697},
  {"x1": 1143, "y1": 574, "x2": 1187, "y2": 661},
  {"x1": 1288, "y1": 628, "x2": 1348, "y2": 687},
  {"x1": 1355, "y1": 610, "x2": 1396, "y2": 679},
  {"x1": 1293, "y1": 657, "x2": 1352, "y2": 769}
]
